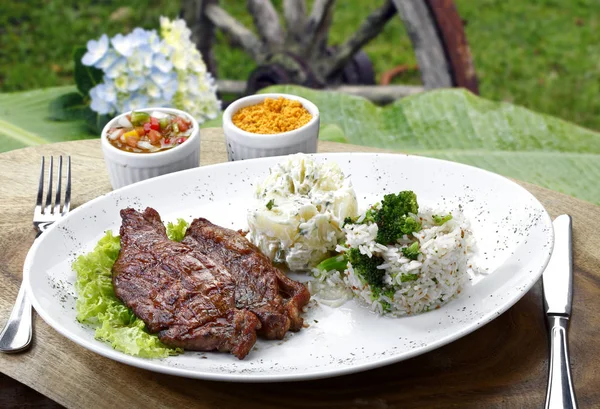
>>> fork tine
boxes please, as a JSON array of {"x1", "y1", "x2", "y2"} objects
[
  {"x1": 63, "y1": 156, "x2": 71, "y2": 215},
  {"x1": 53, "y1": 156, "x2": 63, "y2": 215},
  {"x1": 35, "y1": 157, "x2": 45, "y2": 214},
  {"x1": 44, "y1": 156, "x2": 53, "y2": 215}
]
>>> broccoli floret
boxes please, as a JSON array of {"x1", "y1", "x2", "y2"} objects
[
  {"x1": 345, "y1": 206, "x2": 377, "y2": 227},
  {"x1": 400, "y1": 273, "x2": 419, "y2": 283},
  {"x1": 381, "y1": 300, "x2": 392, "y2": 313},
  {"x1": 362, "y1": 207, "x2": 378, "y2": 224},
  {"x1": 383, "y1": 287, "x2": 396, "y2": 298},
  {"x1": 401, "y1": 241, "x2": 420, "y2": 260},
  {"x1": 347, "y1": 248, "x2": 385, "y2": 291},
  {"x1": 432, "y1": 213, "x2": 452, "y2": 225},
  {"x1": 397, "y1": 191, "x2": 419, "y2": 214},
  {"x1": 375, "y1": 191, "x2": 421, "y2": 244}
]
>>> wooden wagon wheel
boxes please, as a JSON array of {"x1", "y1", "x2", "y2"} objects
[{"x1": 181, "y1": 0, "x2": 478, "y2": 105}]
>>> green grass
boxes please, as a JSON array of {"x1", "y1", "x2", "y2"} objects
[
  {"x1": 1, "y1": 1, "x2": 599, "y2": 129},
  {"x1": 456, "y1": 0, "x2": 600, "y2": 132}
]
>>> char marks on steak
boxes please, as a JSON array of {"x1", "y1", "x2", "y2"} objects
[
  {"x1": 112, "y1": 208, "x2": 260, "y2": 359},
  {"x1": 182, "y1": 218, "x2": 311, "y2": 339},
  {"x1": 112, "y1": 208, "x2": 310, "y2": 359}
]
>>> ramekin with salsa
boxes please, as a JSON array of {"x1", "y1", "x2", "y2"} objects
[
  {"x1": 101, "y1": 107, "x2": 200, "y2": 189},
  {"x1": 106, "y1": 110, "x2": 193, "y2": 153}
]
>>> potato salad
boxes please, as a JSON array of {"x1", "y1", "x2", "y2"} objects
[{"x1": 247, "y1": 155, "x2": 358, "y2": 271}]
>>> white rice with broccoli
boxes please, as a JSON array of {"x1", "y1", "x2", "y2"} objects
[{"x1": 310, "y1": 192, "x2": 477, "y2": 316}]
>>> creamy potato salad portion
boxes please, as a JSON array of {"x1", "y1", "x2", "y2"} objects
[{"x1": 247, "y1": 155, "x2": 358, "y2": 271}]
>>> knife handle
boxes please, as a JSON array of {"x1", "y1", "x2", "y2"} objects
[{"x1": 545, "y1": 316, "x2": 577, "y2": 409}]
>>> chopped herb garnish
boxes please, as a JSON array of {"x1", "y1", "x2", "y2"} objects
[
  {"x1": 266, "y1": 199, "x2": 275, "y2": 210},
  {"x1": 316, "y1": 254, "x2": 349, "y2": 272},
  {"x1": 432, "y1": 214, "x2": 453, "y2": 225},
  {"x1": 400, "y1": 273, "x2": 419, "y2": 283},
  {"x1": 402, "y1": 241, "x2": 421, "y2": 260}
]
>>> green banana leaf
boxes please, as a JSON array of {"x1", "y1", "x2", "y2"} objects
[
  {"x1": 261, "y1": 85, "x2": 600, "y2": 206},
  {"x1": 1, "y1": 85, "x2": 599, "y2": 205},
  {"x1": 0, "y1": 86, "x2": 91, "y2": 152},
  {"x1": 0, "y1": 86, "x2": 222, "y2": 151}
]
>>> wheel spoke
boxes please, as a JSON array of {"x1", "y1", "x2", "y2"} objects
[
  {"x1": 205, "y1": 3, "x2": 263, "y2": 61},
  {"x1": 283, "y1": 0, "x2": 307, "y2": 44},
  {"x1": 321, "y1": 0, "x2": 397, "y2": 77},
  {"x1": 247, "y1": 0, "x2": 284, "y2": 47},
  {"x1": 182, "y1": 0, "x2": 219, "y2": 76},
  {"x1": 392, "y1": 0, "x2": 452, "y2": 88},
  {"x1": 424, "y1": 0, "x2": 479, "y2": 93},
  {"x1": 304, "y1": 0, "x2": 336, "y2": 57}
]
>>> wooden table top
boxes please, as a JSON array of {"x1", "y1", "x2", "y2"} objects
[{"x1": 0, "y1": 128, "x2": 599, "y2": 409}]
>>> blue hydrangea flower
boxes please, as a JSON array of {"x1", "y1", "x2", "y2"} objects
[
  {"x1": 103, "y1": 56, "x2": 127, "y2": 79},
  {"x1": 95, "y1": 50, "x2": 121, "y2": 72},
  {"x1": 82, "y1": 34, "x2": 109, "y2": 67},
  {"x1": 122, "y1": 93, "x2": 149, "y2": 112},
  {"x1": 96, "y1": 80, "x2": 117, "y2": 104},
  {"x1": 85, "y1": 18, "x2": 219, "y2": 122},
  {"x1": 161, "y1": 77, "x2": 179, "y2": 101},
  {"x1": 89, "y1": 83, "x2": 115, "y2": 114},
  {"x1": 127, "y1": 76, "x2": 145, "y2": 92},
  {"x1": 153, "y1": 53, "x2": 173, "y2": 73}
]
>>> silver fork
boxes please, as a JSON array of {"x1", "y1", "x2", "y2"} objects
[{"x1": 0, "y1": 156, "x2": 71, "y2": 353}]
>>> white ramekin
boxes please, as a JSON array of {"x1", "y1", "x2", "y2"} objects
[
  {"x1": 101, "y1": 107, "x2": 200, "y2": 190},
  {"x1": 222, "y1": 93, "x2": 320, "y2": 161}
]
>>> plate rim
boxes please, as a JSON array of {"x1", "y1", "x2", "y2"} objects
[{"x1": 23, "y1": 152, "x2": 554, "y2": 382}]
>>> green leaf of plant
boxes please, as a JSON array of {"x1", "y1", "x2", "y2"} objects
[
  {"x1": 73, "y1": 47, "x2": 104, "y2": 96},
  {"x1": 85, "y1": 110, "x2": 112, "y2": 134},
  {"x1": 0, "y1": 86, "x2": 93, "y2": 151},
  {"x1": 49, "y1": 92, "x2": 89, "y2": 121},
  {"x1": 260, "y1": 85, "x2": 600, "y2": 205}
]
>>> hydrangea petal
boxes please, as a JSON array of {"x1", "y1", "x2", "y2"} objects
[
  {"x1": 150, "y1": 69, "x2": 174, "y2": 86},
  {"x1": 111, "y1": 33, "x2": 135, "y2": 57},
  {"x1": 122, "y1": 93, "x2": 149, "y2": 112},
  {"x1": 104, "y1": 57, "x2": 127, "y2": 79},
  {"x1": 95, "y1": 81, "x2": 117, "y2": 104},
  {"x1": 82, "y1": 34, "x2": 109, "y2": 67},
  {"x1": 146, "y1": 81, "x2": 162, "y2": 99},
  {"x1": 162, "y1": 78, "x2": 179, "y2": 101},
  {"x1": 95, "y1": 50, "x2": 120, "y2": 71},
  {"x1": 127, "y1": 76, "x2": 145, "y2": 92},
  {"x1": 153, "y1": 53, "x2": 173, "y2": 73},
  {"x1": 114, "y1": 76, "x2": 129, "y2": 93},
  {"x1": 89, "y1": 84, "x2": 114, "y2": 115}
]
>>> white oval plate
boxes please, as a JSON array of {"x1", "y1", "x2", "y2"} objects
[{"x1": 24, "y1": 153, "x2": 553, "y2": 382}]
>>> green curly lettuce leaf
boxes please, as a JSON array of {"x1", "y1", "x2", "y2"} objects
[{"x1": 166, "y1": 218, "x2": 189, "y2": 242}]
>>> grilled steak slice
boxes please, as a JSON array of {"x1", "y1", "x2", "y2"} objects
[
  {"x1": 182, "y1": 218, "x2": 311, "y2": 340},
  {"x1": 112, "y1": 208, "x2": 260, "y2": 359}
]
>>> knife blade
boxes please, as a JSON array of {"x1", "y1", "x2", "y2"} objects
[
  {"x1": 543, "y1": 215, "x2": 573, "y2": 316},
  {"x1": 542, "y1": 214, "x2": 577, "y2": 409}
]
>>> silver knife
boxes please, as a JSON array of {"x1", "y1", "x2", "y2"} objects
[{"x1": 542, "y1": 214, "x2": 577, "y2": 409}]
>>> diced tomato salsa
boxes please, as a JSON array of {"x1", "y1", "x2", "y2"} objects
[{"x1": 107, "y1": 111, "x2": 193, "y2": 153}]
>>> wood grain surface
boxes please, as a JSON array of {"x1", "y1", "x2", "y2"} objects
[{"x1": 0, "y1": 128, "x2": 599, "y2": 409}]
